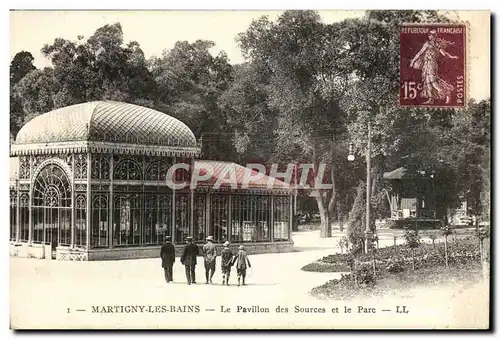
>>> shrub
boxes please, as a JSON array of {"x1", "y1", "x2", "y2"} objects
[
  {"x1": 441, "y1": 224, "x2": 454, "y2": 268},
  {"x1": 476, "y1": 227, "x2": 489, "y2": 241},
  {"x1": 386, "y1": 259, "x2": 405, "y2": 273},
  {"x1": 318, "y1": 238, "x2": 481, "y2": 272},
  {"x1": 301, "y1": 262, "x2": 350, "y2": 273},
  {"x1": 347, "y1": 182, "x2": 367, "y2": 251},
  {"x1": 355, "y1": 265, "x2": 375, "y2": 286},
  {"x1": 404, "y1": 229, "x2": 421, "y2": 270},
  {"x1": 386, "y1": 219, "x2": 398, "y2": 229}
]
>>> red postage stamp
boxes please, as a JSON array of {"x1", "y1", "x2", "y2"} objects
[{"x1": 399, "y1": 23, "x2": 467, "y2": 108}]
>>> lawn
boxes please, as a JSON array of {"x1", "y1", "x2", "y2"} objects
[
  {"x1": 310, "y1": 263, "x2": 485, "y2": 300},
  {"x1": 304, "y1": 236, "x2": 490, "y2": 300}
]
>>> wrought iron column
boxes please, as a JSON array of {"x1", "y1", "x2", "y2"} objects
[
  {"x1": 289, "y1": 193, "x2": 293, "y2": 241},
  {"x1": 270, "y1": 195, "x2": 274, "y2": 243},
  {"x1": 205, "y1": 190, "x2": 211, "y2": 239},
  {"x1": 86, "y1": 153, "x2": 91, "y2": 249},
  {"x1": 189, "y1": 158, "x2": 194, "y2": 237},
  {"x1": 28, "y1": 155, "x2": 33, "y2": 244},
  {"x1": 71, "y1": 154, "x2": 75, "y2": 248},
  {"x1": 228, "y1": 193, "x2": 232, "y2": 242},
  {"x1": 109, "y1": 154, "x2": 114, "y2": 248},
  {"x1": 171, "y1": 157, "x2": 176, "y2": 244},
  {"x1": 15, "y1": 176, "x2": 20, "y2": 242}
]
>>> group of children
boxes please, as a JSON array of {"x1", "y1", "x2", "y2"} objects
[
  {"x1": 161, "y1": 235, "x2": 252, "y2": 286},
  {"x1": 220, "y1": 241, "x2": 251, "y2": 286}
]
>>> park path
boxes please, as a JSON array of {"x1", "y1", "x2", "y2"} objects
[{"x1": 10, "y1": 230, "x2": 489, "y2": 329}]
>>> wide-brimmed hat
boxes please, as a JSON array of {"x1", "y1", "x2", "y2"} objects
[
  {"x1": 165, "y1": 236, "x2": 171, "y2": 241},
  {"x1": 186, "y1": 236, "x2": 193, "y2": 241},
  {"x1": 223, "y1": 241, "x2": 230, "y2": 247},
  {"x1": 239, "y1": 245, "x2": 244, "y2": 250},
  {"x1": 206, "y1": 236, "x2": 214, "y2": 241}
]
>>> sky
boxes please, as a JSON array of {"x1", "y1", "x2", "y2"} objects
[{"x1": 9, "y1": 10, "x2": 490, "y2": 100}]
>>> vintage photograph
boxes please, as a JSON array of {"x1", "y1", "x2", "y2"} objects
[{"x1": 8, "y1": 9, "x2": 491, "y2": 329}]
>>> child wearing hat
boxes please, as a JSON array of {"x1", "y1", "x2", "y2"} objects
[
  {"x1": 235, "y1": 245, "x2": 251, "y2": 286},
  {"x1": 220, "y1": 241, "x2": 234, "y2": 286},
  {"x1": 202, "y1": 235, "x2": 217, "y2": 284}
]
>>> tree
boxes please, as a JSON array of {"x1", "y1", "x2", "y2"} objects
[
  {"x1": 39, "y1": 23, "x2": 156, "y2": 107},
  {"x1": 233, "y1": 10, "x2": 452, "y2": 238},
  {"x1": 428, "y1": 232, "x2": 437, "y2": 250},
  {"x1": 13, "y1": 68, "x2": 61, "y2": 124},
  {"x1": 236, "y1": 11, "x2": 359, "y2": 237},
  {"x1": 440, "y1": 224, "x2": 453, "y2": 268},
  {"x1": 13, "y1": 23, "x2": 158, "y2": 130},
  {"x1": 219, "y1": 62, "x2": 277, "y2": 163},
  {"x1": 10, "y1": 51, "x2": 36, "y2": 84},
  {"x1": 10, "y1": 51, "x2": 37, "y2": 136},
  {"x1": 339, "y1": 11, "x2": 451, "y2": 225},
  {"x1": 403, "y1": 229, "x2": 421, "y2": 271},
  {"x1": 346, "y1": 182, "x2": 368, "y2": 252},
  {"x1": 150, "y1": 40, "x2": 236, "y2": 161}
]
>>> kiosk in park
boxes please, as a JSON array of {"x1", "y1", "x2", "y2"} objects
[{"x1": 9, "y1": 101, "x2": 294, "y2": 260}]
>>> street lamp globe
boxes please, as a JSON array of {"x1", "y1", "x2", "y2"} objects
[{"x1": 347, "y1": 142, "x2": 355, "y2": 162}]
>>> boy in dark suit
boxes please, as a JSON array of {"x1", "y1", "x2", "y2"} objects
[
  {"x1": 180, "y1": 236, "x2": 198, "y2": 285},
  {"x1": 235, "y1": 245, "x2": 251, "y2": 286},
  {"x1": 160, "y1": 235, "x2": 175, "y2": 283},
  {"x1": 220, "y1": 241, "x2": 234, "y2": 286}
]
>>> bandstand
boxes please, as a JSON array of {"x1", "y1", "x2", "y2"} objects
[{"x1": 9, "y1": 101, "x2": 294, "y2": 261}]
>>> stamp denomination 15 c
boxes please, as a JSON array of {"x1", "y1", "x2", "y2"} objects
[{"x1": 400, "y1": 23, "x2": 467, "y2": 108}]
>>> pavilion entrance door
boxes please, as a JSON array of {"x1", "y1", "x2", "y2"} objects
[{"x1": 32, "y1": 164, "x2": 72, "y2": 258}]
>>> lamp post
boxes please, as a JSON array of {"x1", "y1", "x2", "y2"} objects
[{"x1": 348, "y1": 119, "x2": 373, "y2": 254}]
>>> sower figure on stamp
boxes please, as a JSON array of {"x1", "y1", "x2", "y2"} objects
[
  {"x1": 410, "y1": 29, "x2": 458, "y2": 105},
  {"x1": 220, "y1": 241, "x2": 234, "y2": 286},
  {"x1": 235, "y1": 245, "x2": 251, "y2": 287},
  {"x1": 160, "y1": 235, "x2": 175, "y2": 283},
  {"x1": 181, "y1": 236, "x2": 198, "y2": 285},
  {"x1": 202, "y1": 235, "x2": 217, "y2": 284}
]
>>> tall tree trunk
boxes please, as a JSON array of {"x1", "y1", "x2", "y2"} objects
[
  {"x1": 411, "y1": 248, "x2": 415, "y2": 271},
  {"x1": 444, "y1": 235, "x2": 449, "y2": 268},
  {"x1": 353, "y1": 257, "x2": 358, "y2": 287},
  {"x1": 481, "y1": 239, "x2": 489, "y2": 281},
  {"x1": 325, "y1": 165, "x2": 336, "y2": 237},
  {"x1": 315, "y1": 192, "x2": 330, "y2": 238},
  {"x1": 479, "y1": 237, "x2": 483, "y2": 266},
  {"x1": 312, "y1": 141, "x2": 330, "y2": 238},
  {"x1": 372, "y1": 252, "x2": 376, "y2": 280}
]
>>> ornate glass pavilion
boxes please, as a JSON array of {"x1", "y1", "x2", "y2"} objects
[{"x1": 9, "y1": 101, "x2": 294, "y2": 260}]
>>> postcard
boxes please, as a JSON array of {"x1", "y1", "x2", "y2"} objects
[{"x1": 8, "y1": 9, "x2": 491, "y2": 330}]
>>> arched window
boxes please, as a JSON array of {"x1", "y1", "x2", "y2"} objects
[
  {"x1": 32, "y1": 164, "x2": 72, "y2": 247},
  {"x1": 91, "y1": 195, "x2": 108, "y2": 248},
  {"x1": 10, "y1": 190, "x2": 17, "y2": 241},
  {"x1": 273, "y1": 196, "x2": 290, "y2": 242},
  {"x1": 91, "y1": 155, "x2": 110, "y2": 180},
  {"x1": 113, "y1": 194, "x2": 142, "y2": 246},
  {"x1": 75, "y1": 194, "x2": 87, "y2": 247},
  {"x1": 212, "y1": 194, "x2": 229, "y2": 243},
  {"x1": 114, "y1": 159, "x2": 142, "y2": 181},
  {"x1": 144, "y1": 195, "x2": 172, "y2": 245},
  {"x1": 175, "y1": 194, "x2": 189, "y2": 244},
  {"x1": 145, "y1": 159, "x2": 171, "y2": 181},
  {"x1": 19, "y1": 193, "x2": 29, "y2": 242}
]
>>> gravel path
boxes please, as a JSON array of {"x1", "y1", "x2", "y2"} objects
[{"x1": 9, "y1": 230, "x2": 489, "y2": 329}]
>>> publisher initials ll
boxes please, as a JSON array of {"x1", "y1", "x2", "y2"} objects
[{"x1": 396, "y1": 306, "x2": 409, "y2": 314}]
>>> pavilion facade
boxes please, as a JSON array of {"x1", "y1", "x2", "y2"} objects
[{"x1": 9, "y1": 101, "x2": 294, "y2": 261}]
